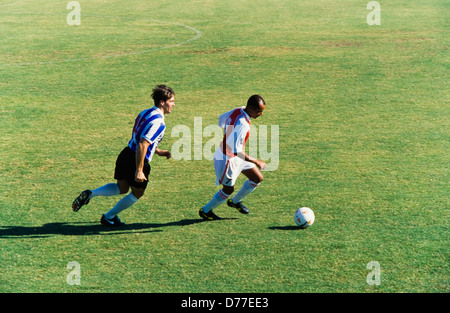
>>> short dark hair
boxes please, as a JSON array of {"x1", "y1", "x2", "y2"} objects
[
  {"x1": 152, "y1": 85, "x2": 175, "y2": 106},
  {"x1": 247, "y1": 94, "x2": 265, "y2": 110}
]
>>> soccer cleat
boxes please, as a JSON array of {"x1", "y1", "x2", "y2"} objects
[
  {"x1": 100, "y1": 214, "x2": 125, "y2": 227},
  {"x1": 199, "y1": 208, "x2": 221, "y2": 221},
  {"x1": 227, "y1": 199, "x2": 250, "y2": 214},
  {"x1": 72, "y1": 190, "x2": 92, "y2": 212}
]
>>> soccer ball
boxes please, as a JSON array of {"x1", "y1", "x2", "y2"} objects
[{"x1": 294, "y1": 207, "x2": 315, "y2": 229}]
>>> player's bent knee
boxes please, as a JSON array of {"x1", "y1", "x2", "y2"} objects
[
  {"x1": 222, "y1": 185, "x2": 234, "y2": 195},
  {"x1": 251, "y1": 180, "x2": 262, "y2": 187},
  {"x1": 253, "y1": 174, "x2": 263, "y2": 185}
]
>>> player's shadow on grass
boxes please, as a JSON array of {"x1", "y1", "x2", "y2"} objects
[
  {"x1": 268, "y1": 225, "x2": 302, "y2": 230},
  {"x1": 0, "y1": 219, "x2": 210, "y2": 238}
]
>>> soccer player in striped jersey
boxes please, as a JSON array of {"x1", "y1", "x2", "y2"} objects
[
  {"x1": 72, "y1": 85, "x2": 175, "y2": 226},
  {"x1": 199, "y1": 95, "x2": 267, "y2": 220}
]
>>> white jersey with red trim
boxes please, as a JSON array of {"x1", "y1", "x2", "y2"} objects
[
  {"x1": 217, "y1": 106, "x2": 251, "y2": 158},
  {"x1": 213, "y1": 107, "x2": 255, "y2": 186}
]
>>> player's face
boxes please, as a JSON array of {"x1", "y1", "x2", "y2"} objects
[
  {"x1": 251, "y1": 103, "x2": 265, "y2": 119},
  {"x1": 160, "y1": 95, "x2": 175, "y2": 114}
]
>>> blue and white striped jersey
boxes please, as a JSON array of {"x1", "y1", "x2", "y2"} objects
[{"x1": 128, "y1": 106, "x2": 165, "y2": 162}]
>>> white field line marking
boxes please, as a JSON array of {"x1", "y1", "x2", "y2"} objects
[
  {"x1": 0, "y1": 0, "x2": 29, "y2": 8},
  {"x1": 0, "y1": 13, "x2": 202, "y2": 66}
]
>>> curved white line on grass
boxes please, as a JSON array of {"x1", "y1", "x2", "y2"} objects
[
  {"x1": 0, "y1": 0, "x2": 29, "y2": 8},
  {"x1": 0, "y1": 14, "x2": 202, "y2": 66}
]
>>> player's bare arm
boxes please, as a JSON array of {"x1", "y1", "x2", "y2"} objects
[
  {"x1": 236, "y1": 150, "x2": 266, "y2": 170},
  {"x1": 245, "y1": 154, "x2": 266, "y2": 170},
  {"x1": 155, "y1": 148, "x2": 171, "y2": 159},
  {"x1": 73, "y1": 85, "x2": 174, "y2": 227},
  {"x1": 135, "y1": 138, "x2": 150, "y2": 182},
  {"x1": 199, "y1": 95, "x2": 267, "y2": 221}
]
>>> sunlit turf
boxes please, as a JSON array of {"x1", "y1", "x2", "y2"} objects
[{"x1": 0, "y1": 0, "x2": 448, "y2": 292}]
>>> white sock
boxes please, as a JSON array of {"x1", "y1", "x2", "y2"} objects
[
  {"x1": 90, "y1": 183, "x2": 120, "y2": 199},
  {"x1": 231, "y1": 180, "x2": 259, "y2": 204},
  {"x1": 202, "y1": 190, "x2": 230, "y2": 213},
  {"x1": 104, "y1": 193, "x2": 139, "y2": 219}
]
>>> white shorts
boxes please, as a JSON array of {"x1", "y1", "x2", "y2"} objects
[{"x1": 214, "y1": 149, "x2": 255, "y2": 186}]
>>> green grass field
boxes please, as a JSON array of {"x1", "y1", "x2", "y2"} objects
[{"x1": 0, "y1": 0, "x2": 448, "y2": 293}]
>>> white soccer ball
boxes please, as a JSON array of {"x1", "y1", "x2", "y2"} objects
[{"x1": 294, "y1": 207, "x2": 315, "y2": 229}]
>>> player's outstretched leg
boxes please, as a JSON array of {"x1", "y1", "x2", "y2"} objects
[
  {"x1": 100, "y1": 214, "x2": 125, "y2": 227},
  {"x1": 100, "y1": 186, "x2": 142, "y2": 226},
  {"x1": 199, "y1": 208, "x2": 222, "y2": 221},
  {"x1": 72, "y1": 190, "x2": 92, "y2": 212},
  {"x1": 227, "y1": 180, "x2": 261, "y2": 214},
  {"x1": 227, "y1": 167, "x2": 263, "y2": 214},
  {"x1": 199, "y1": 189, "x2": 231, "y2": 221},
  {"x1": 72, "y1": 183, "x2": 122, "y2": 212},
  {"x1": 227, "y1": 198, "x2": 250, "y2": 214}
]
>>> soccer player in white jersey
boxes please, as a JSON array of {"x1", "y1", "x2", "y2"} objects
[
  {"x1": 199, "y1": 95, "x2": 266, "y2": 220},
  {"x1": 72, "y1": 85, "x2": 175, "y2": 226}
]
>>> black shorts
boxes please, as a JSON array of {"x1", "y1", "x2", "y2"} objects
[{"x1": 114, "y1": 146, "x2": 151, "y2": 189}]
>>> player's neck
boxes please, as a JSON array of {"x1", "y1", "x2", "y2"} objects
[
  {"x1": 243, "y1": 108, "x2": 252, "y2": 119},
  {"x1": 156, "y1": 105, "x2": 166, "y2": 115}
]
